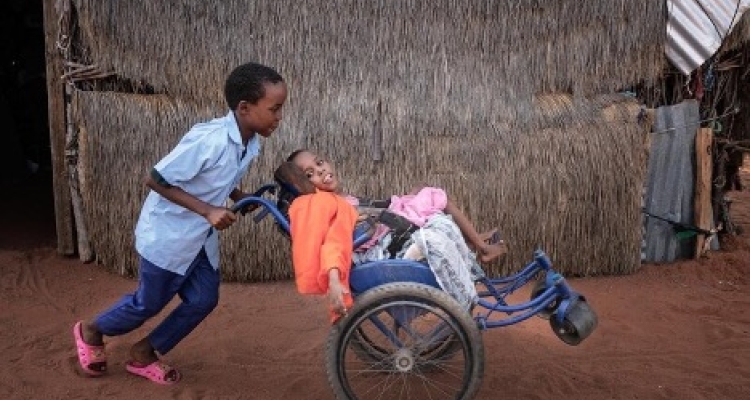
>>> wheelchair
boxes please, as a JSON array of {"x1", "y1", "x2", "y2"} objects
[{"x1": 232, "y1": 180, "x2": 598, "y2": 400}]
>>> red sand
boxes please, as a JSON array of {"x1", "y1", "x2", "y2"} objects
[{"x1": 2, "y1": 173, "x2": 750, "y2": 400}]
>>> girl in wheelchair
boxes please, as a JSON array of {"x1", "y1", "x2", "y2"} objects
[{"x1": 279, "y1": 149, "x2": 506, "y2": 321}]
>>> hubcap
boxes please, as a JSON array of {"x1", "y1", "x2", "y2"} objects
[{"x1": 393, "y1": 348, "x2": 415, "y2": 372}]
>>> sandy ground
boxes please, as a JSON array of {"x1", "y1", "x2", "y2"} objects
[{"x1": 2, "y1": 172, "x2": 750, "y2": 400}]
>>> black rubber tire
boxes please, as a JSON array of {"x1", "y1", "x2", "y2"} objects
[
  {"x1": 326, "y1": 282, "x2": 484, "y2": 400},
  {"x1": 549, "y1": 299, "x2": 599, "y2": 346},
  {"x1": 529, "y1": 279, "x2": 561, "y2": 320}
]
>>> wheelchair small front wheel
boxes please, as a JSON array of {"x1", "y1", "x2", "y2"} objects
[
  {"x1": 549, "y1": 299, "x2": 598, "y2": 346},
  {"x1": 326, "y1": 282, "x2": 484, "y2": 400}
]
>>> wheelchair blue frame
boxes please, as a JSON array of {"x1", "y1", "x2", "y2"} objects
[{"x1": 232, "y1": 185, "x2": 591, "y2": 332}]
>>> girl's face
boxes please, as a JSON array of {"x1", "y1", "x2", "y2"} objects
[{"x1": 292, "y1": 151, "x2": 340, "y2": 192}]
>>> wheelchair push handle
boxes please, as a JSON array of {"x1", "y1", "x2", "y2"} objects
[
  {"x1": 229, "y1": 184, "x2": 291, "y2": 232},
  {"x1": 230, "y1": 184, "x2": 277, "y2": 214}
]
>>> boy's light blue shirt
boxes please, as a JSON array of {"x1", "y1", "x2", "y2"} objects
[{"x1": 135, "y1": 111, "x2": 260, "y2": 275}]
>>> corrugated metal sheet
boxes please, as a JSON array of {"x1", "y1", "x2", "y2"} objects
[
  {"x1": 642, "y1": 100, "x2": 700, "y2": 263},
  {"x1": 666, "y1": 0, "x2": 750, "y2": 75}
]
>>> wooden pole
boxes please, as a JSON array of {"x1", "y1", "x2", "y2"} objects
[
  {"x1": 42, "y1": 0, "x2": 75, "y2": 255},
  {"x1": 694, "y1": 127, "x2": 713, "y2": 258},
  {"x1": 66, "y1": 89, "x2": 93, "y2": 262}
]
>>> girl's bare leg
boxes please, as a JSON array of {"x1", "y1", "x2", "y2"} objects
[{"x1": 444, "y1": 200, "x2": 507, "y2": 263}]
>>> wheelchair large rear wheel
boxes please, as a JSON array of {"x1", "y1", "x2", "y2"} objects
[{"x1": 326, "y1": 282, "x2": 484, "y2": 400}]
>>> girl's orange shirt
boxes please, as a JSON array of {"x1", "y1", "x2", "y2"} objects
[{"x1": 288, "y1": 191, "x2": 359, "y2": 296}]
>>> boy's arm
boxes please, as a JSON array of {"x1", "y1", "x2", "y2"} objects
[
  {"x1": 145, "y1": 174, "x2": 237, "y2": 230},
  {"x1": 148, "y1": 129, "x2": 239, "y2": 229}
]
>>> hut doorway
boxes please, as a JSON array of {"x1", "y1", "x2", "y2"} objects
[{"x1": 0, "y1": 0, "x2": 56, "y2": 248}]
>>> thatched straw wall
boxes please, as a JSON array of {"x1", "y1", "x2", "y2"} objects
[
  {"x1": 717, "y1": 13, "x2": 750, "y2": 143},
  {"x1": 72, "y1": 0, "x2": 667, "y2": 106},
  {"x1": 722, "y1": 11, "x2": 750, "y2": 52},
  {"x1": 73, "y1": 89, "x2": 648, "y2": 280},
  {"x1": 66, "y1": 0, "x2": 664, "y2": 280}
]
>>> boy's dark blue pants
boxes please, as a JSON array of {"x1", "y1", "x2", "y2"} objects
[{"x1": 94, "y1": 248, "x2": 220, "y2": 355}]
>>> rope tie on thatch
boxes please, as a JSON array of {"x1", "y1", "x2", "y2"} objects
[
  {"x1": 54, "y1": 0, "x2": 71, "y2": 53},
  {"x1": 55, "y1": 0, "x2": 114, "y2": 84},
  {"x1": 61, "y1": 62, "x2": 115, "y2": 83}
]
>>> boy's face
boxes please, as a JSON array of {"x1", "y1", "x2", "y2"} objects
[
  {"x1": 236, "y1": 81, "x2": 288, "y2": 138},
  {"x1": 292, "y1": 151, "x2": 340, "y2": 192}
]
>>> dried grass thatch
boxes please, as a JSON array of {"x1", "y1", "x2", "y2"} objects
[
  {"x1": 63, "y1": 0, "x2": 668, "y2": 280},
  {"x1": 721, "y1": 11, "x2": 750, "y2": 52},
  {"x1": 73, "y1": 89, "x2": 648, "y2": 280},
  {"x1": 70, "y1": 0, "x2": 668, "y2": 106}
]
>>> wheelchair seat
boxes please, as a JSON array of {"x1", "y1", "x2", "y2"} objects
[{"x1": 267, "y1": 162, "x2": 444, "y2": 296}]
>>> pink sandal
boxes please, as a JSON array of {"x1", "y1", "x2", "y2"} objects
[
  {"x1": 126, "y1": 360, "x2": 181, "y2": 385},
  {"x1": 73, "y1": 321, "x2": 107, "y2": 376}
]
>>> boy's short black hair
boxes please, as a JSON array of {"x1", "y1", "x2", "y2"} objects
[{"x1": 224, "y1": 62, "x2": 284, "y2": 110}]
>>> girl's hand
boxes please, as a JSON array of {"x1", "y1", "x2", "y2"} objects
[
  {"x1": 479, "y1": 241, "x2": 508, "y2": 263},
  {"x1": 328, "y1": 269, "x2": 349, "y2": 317}
]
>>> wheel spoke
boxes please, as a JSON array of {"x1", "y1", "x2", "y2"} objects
[
  {"x1": 327, "y1": 283, "x2": 484, "y2": 400},
  {"x1": 343, "y1": 302, "x2": 468, "y2": 398},
  {"x1": 412, "y1": 368, "x2": 461, "y2": 397}
]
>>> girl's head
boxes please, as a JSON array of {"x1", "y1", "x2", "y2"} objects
[
  {"x1": 224, "y1": 62, "x2": 287, "y2": 140},
  {"x1": 287, "y1": 149, "x2": 340, "y2": 192}
]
